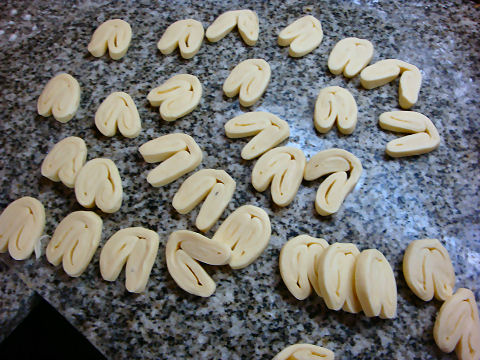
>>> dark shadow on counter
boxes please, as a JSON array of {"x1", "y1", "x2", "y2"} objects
[{"x1": 0, "y1": 296, "x2": 106, "y2": 360}]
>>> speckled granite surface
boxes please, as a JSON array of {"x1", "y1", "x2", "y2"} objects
[
  {"x1": 0, "y1": 0, "x2": 479, "y2": 358},
  {"x1": 0, "y1": 260, "x2": 39, "y2": 343}
]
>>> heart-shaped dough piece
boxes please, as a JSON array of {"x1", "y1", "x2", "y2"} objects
[
  {"x1": 212, "y1": 205, "x2": 271, "y2": 269},
  {"x1": 139, "y1": 133, "x2": 202, "y2": 187},
  {"x1": 88, "y1": 19, "x2": 132, "y2": 60},
  {"x1": 173, "y1": 169, "x2": 236, "y2": 231},
  {"x1": 37, "y1": 73, "x2": 80, "y2": 123},
  {"x1": 0, "y1": 197, "x2": 45, "y2": 260},
  {"x1": 224, "y1": 111, "x2": 290, "y2": 160},
  {"x1": 74, "y1": 158, "x2": 123, "y2": 213},
  {"x1": 157, "y1": 19, "x2": 204, "y2": 59},
  {"x1": 100, "y1": 227, "x2": 159, "y2": 293},
  {"x1": 95, "y1": 92, "x2": 141, "y2": 138},
  {"x1": 403, "y1": 238, "x2": 455, "y2": 301},
  {"x1": 304, "y1": 148, "x2": 362, "y2": 216},
  {"x1": 166, "y1": 230, "x2": 232, "y2": 297},
  {"x1": 379, "y1": 111, "x2": 440, "y2": 157},
  {"x1": 46, "y1": 211, "x2": 102, "y2": 277},
  {"x1": 41, "y1": 136, "x2": 87, "y2": 188},
  {"x1": 252, "y1": 146, "x2": 306, "y2": 207},
  {"x1": 147, "y1": 74, "x2": 202, "y2": 121},
  {"x1": 223, "y1": 59, "x2": 271, "y2": 107},
  {"x1": 279, "y1": 235, "x2": 329, "y2": 300},
  {"x1": 206, "y1": 10, "x2": 258, "y2": 46},
  {"x1": 278, "y1": 15, "x2": 323, "y2": 57}
]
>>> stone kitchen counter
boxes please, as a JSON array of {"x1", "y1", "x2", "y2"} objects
[{"x1": 0, "y1": 0, "x2": 479, "y2": 359}]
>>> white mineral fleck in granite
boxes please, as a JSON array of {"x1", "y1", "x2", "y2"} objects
[{"x1": 0, "y1": 0, "x2": 479, "y2": 359}]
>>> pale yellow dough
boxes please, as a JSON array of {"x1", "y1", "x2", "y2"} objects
[
  {"x1": 95, "y1": 92, "x2": 141, "y2": 138},
  {"x1": 138, "y1": 133, "x2": 202, "y2": 187},
  {"x1": 87, "y1": 19, "x2": 132, "y2": 60},
  {"x1": 403, "y1": 238, "x2": 455, "y2": 301},
  {"x1": 224, "y1": 111, "x2": 290, "y2": 160},
  {"x1": 278, "y1": 15, "x2": 323, "y2": 57},
  {"x1": 360, "y1": 59, "x2": 422, "y2": 109},
  {"x1": 46, "y1": 211, "x2": 102, "y2": 277},
  {"x1": 172, "y1": 169, "x2": 236, "y2": 232},
  {"x1": 74, "y1": 158, "x2": 123, "y2": 213},
  {"x1": 206, "y1": 10, "x2": 259, "y2": 46},
  {"x1": 272, "y1": 343, "x2": 335, "y2": 360},
  {"x1": 212, "y1": 205, "x2": 271, "y2": 269},
  {"x1": 100, "y1": 227, "x2": 159, "y2": 293},
  {"x1": 317, "y1": 242, "x2": 362, "y2": 313},
  {"x1": 355, "y1": 249, "x2": 397, "y2": 319},
  {"x1": 434, "y1": 288, "x2": 480, "y2": 360},
  {"x1": 37, "y1": 73, "x2": 80, "y2": 123},
  {"x1": 223, "y1": 59, "x2": 271, "y2": 107},
  {"x1": 147, "y1": 74, "x2": 202, "y2": 121},
  {"x1": 328, "y1": 37, "x2": 374, "y2": 78},
  {"x1": 252, "y1": 146, "x2": 306, "y2": 207},
  {"x1": 379, "y1": 111, "x2": 440, "y2": 157},
  {"x1": 279, "y1": 235, "x2": 329, "y2": 300},
  {"x1": 314, "y1": 86, "x2": 358, "y2": 134},
  {"x1": 166, "y1": 230, "x2": 232, "y2": 297},
  {"x1": 0, "y1": 197, "x2": 45, "y2": 260},
  {"x1": 304, "y1": 148, "x2": 362, "y2": 216},
  {"x1": 157, "y1": 19, "x2": 204, "y2": 59},
  {"x1": 41, "y1": 136, "x2": 87, "y2": 188}
]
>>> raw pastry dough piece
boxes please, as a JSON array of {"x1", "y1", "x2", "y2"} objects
[
  {"x1": 279, "y1": 235, "x2": 329, "y2": 300},
  {"x1": 223, "y1": 59, "x2": 271, "y2": 107},
  {"x1": 206, "y1": 10, "x2": 259, "y2": 46},
  {"x1": 75, "y1": 158, "x2": 123, "y2": 213},
  {"x1": 37, "y1": 73, "x2": 80, "y2": 123},
  {"x1": 0, "y1": 197, "x2": 45, "y2": 260},
  {"x1": 100, "y1": 227, "x2": 159, "y2": 293},
  {"x1": 212, "y1": 205, "x2": 271, "y2": 269},
  {"x1": 317, "y1": 242, "x2": 362, "y2": 313},
  {"x1": 360, "y1": 59, "x2": 422, "y2": 109},
  {"x1": 166, "y1": 230, "x2": 232, "y2": 297},
  {"x1": 41, "y1": 136, "x2": 87, "y2": 188},
  {"x1": 278, "y1": 15, "x2": 323, "y2": 57},
  {"x1": 139, "y1": 133, "x2": 202, "y2": 187},
  {"x1": 434, "y1": 288, "x2": 480, "y2": 359},
  {"x1": 328, "y1": 37, "x2": 374, "y2": 78},
  {"x1": 224, "y1": 112, "x2": 290, "y2": 160},
  {"x1": 379, "y1": 111, "x2": 440, "y2": 157},
  {"x1": 355, "y1": 249, "x2": 397, "y2": 319},
  {"x1": 273, "y1": 343, "x2": 335, "y2": 360},
  {"x1": 87, "y1": 19, "x2": 132, "y2": 60},
  {"x1": 252, "y1": 146, "x2": 306, "y2": 207},
  {"x1": 314, "y1": 86, "x2": 358, "y2": 134},
  {"x1": 172, "y1": 169, "x2": 236, "y2": 232},
  {"x1": 403, "y1": 238, "x2": 455, "y2": 301},
  {"x1": 147, "y1": 74, "x2": 202, "y2": 121},
  {"x1": 304, "y1": 149, "x2": 362, "y2": 216},
  {"x1": 95, "y1": 92, "x2": 141, "y2": 138},
  {"x1": 157, "y1": 19, "x2": 204, "y2": 59},
  {"x1": 46, "y1": 211, "x2": 102, "y2": 277}
]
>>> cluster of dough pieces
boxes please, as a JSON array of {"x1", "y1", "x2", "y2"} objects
[
  {"x1": 403, "y1": 239, "x2": 480, "y2": 359},
  {"x1": 166, "y1": 204, "x2": 271, "y2": 297},
  {"x1": 280, "y1": 235, "x2": 397, "y2": 319},
  {"x1": 3, "y1": 8, "x2": 470, "y2": 360},
  {"x1": 0, "y1": 196, "x2": 157, "y2": 293},
  {"x1": 37, "y1": 13, "x2": 440, "y2": 158},
  {"x1": 276, "y1": 238, "x2": 480, "y2": 359}
]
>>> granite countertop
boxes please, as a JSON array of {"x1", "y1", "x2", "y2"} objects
[
  {"x1": 0, "y1": 259, "x2": 39, "y2": 343},
  {"x1": 0, "y1": 0, "x2": 479, "y2": 359}
]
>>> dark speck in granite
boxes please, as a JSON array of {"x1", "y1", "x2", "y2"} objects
[{"x1": 0, "y1": 0, "x2": 479, "y2": 359}]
